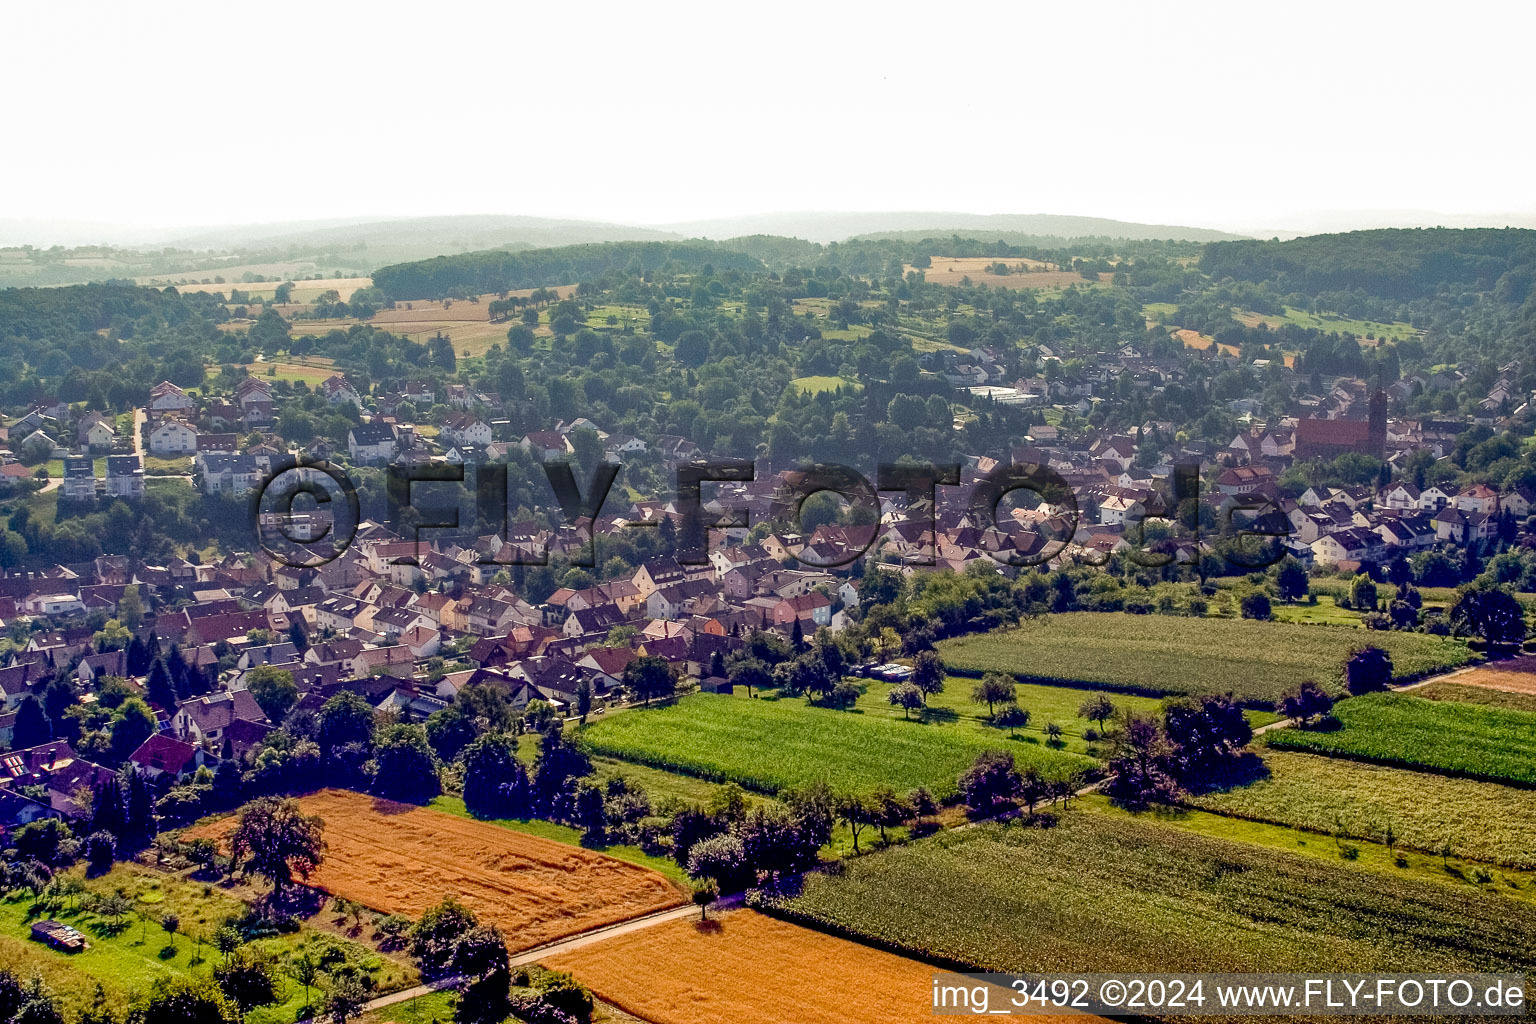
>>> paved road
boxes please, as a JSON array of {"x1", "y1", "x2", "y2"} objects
[{"x1": 301, "y1": 899, "x2": 727, "y2": 1023}]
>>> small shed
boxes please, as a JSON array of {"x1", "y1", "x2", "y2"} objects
[{"x1": 31, "y1": 919, "x2": 87, "y2": 952}]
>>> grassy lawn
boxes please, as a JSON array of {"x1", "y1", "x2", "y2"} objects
[
  {"x1": 789, "y1": 375, "x2": 861, "y2": 394},
  {"x1": 360, "y1": 990, "x2": 457, "y2": 1024},
  {"x1": 1266, "y1": 692, "x2": 1536, "y2": 786},
  {"x1": 1186, "y1": 749, "x2": 1536, "y2": 869},
  {"x1": 578, "y1": 693, "x2": 1096, "y2": 801},
  {"x1": 757, "y1": 809, "x2": 1536, "y2": 975},
  {"x1": 937, "y1": 613, "x2": 1474, "y2": 705},
  {"x1": 428, "y1": 793, "x2": 689, "y2": 886},
  {"x1": 0, "y1": 864, "x2": 412, "y2": 1022},
  {"x1": 1269, "y1": 595, "x2": 1363, "y2": 626},
  {"x1": 589, "y1": 754, "x2": 771, "y2": 810},
  {"x1": 1085, "y1": 795, "x2": 1536, "y2": 899}
]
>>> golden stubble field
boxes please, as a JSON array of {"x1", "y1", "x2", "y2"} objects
[
  {"x1": 1453, "y1": 656, "x2": 1536, "y2": 695},
  {"x1": 544, "y1": 909, "x2": 1113, "y2": 1024},
  {"x1": 188, "y1": 789, "x2": 685, "y2": 953}
]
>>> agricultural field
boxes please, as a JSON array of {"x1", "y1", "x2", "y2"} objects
[
  {"x1": 544, "y1": 908, "x2": 1094, "y2": 1024},
  {"x1": 1234, "y1": 306, "x2": 1421, "y2": 343},
  {"x1": 578, "y1": 693, "x2": 1096, "y2": 800},
  {"x1": 1083, "y1": 796, "x2": 1536, "y2": 900},
  {"x1": 188, "y1": 789, "x2": 684, "y2": 952},
  {"x1": 0, "y1": 863, "x2": 410, "y2": 1022},
  {"x1": 1266, "y1": 693, "x2": 1536, "y2": 787},
  {"x1": 758, "y1": 811, "x2": 1536, "y2": 976},
  {"x1": 906, "y1": 257, "x2": 1106, "y2": 291},
  {"x1": 936, "y1": 613, "x2": 1473, "y2": 704},
  {"x1": 429, "y1": 793, "x2": 689, "y2": 886},
  {"x1": 1417, "y1": 679, "x2": 1536, "y2": 714},
  {"x1": 1188, "y1": 750, "x2": 1536, "y2": 869},
  {"x1": 1437, "y1": 655, "x2": 1536, "y2": 696}
]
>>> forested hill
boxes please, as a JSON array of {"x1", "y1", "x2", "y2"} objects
[
  {"x1": 1202, "y1": 227, "x2": 1536, "y2": 301},
  {"x1": 371, "y1": 241, "x2": 765, "y2": 299}
]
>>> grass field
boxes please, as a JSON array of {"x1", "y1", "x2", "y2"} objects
[
  {"x1": 1188, "y1": 750, "x2": 1536, "y2": 869},
  {"x1": 738, "y1": 677, "x2": 1277, "y2": 757},
  {"x1": 1417, "y1": 680, "x2": 1536, "y2": 714},
  {"x1": 1235, "y1": 306, "x2": 1420, "y2": 343},
  {"x1": 578, "y1": 693, "x2": 1096, "y2": 800},
  {"x1": 936, "y1": 613, "x2": 1473, "y2": 705},
  {"x1": 789, "y1": 375, "x2": 860, "y2": 394},
  {"x1": 1083, "y1": 796, "x2": 1536, "y2": 900},
  {"x1": 544, "y1": 909, "x2": 1098, "y2": 1024},
  {"x1": 1267, "y1": 693, "x2": 1536, "y2": 786},
  {"x1": 0, "y1": 864, "x2": 410, "y2": 1022},
  {"x1": 188, "y1": 790, "x2": 684, "y2": 952},
  {"x1": 757, "y1": 811, "x2": 1536, "y2": 976}
]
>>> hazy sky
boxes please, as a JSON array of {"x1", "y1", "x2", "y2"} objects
[{"x1": 6, "y1": 0, "x2": 1534, "y2": 234}]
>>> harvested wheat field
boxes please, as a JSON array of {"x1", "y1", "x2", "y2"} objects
[
  {"x1": 1451, "y1": 656, "x2": 1536, "y2": 695},
  {"x1": 544, "y1": 909, "x2": 1108, "y2": 1024},
  {"x1": 906, "y1": 256, "x2": 1107, "y2": 290},
  {"x1": 190, "y1": 789, "x2": 684, "y2": 952},
  {"x1": 1174, "y1": 327, "x2": 1241, "y2": 357}
]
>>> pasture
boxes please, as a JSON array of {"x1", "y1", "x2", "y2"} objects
[
  {"x1": 1235, "y1": 306, "x2": 1421, "y2": 343},
  {"x1": 754, "y1": 676, "x2": 1278, "y2": 755},
  {"x1": 759, "y1": 812, "x2": 1536, "y2": 975},
  {"x1": 1266, "y1": 693, "x2": 1536, "y2": 787},
  {"x1": 935, "y1": 613, "x2": 1473, "y2": 705},
  {"x1": 789, "y1": 375, "x2": 861, "y2": 395},
  {"x1": 1188, "y1": 750, "x2": 1536, "y2": 869},
  {"x1": 189, "y1": 789, "x2": 684, "y2": 952},
  {"x1": 0, "y1": 863, "x2": 409, "y2": 1023},
  {"x1": 542, "y1": 910, "x2": 1068, "y2": 1024},
  {"x1": 578, "y1": 693, "x2": 1095, "y2": 800}
]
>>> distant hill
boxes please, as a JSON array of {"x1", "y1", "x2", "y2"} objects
[
  {"x1": 656, "y1": 211, "x2": 1247, "y2": 244},
  {"x1": 166, "y1": 214, "x2": 680, "y2": 253},
  {"x1": 1202, "y1": 227, "x2": 1536, "y2": 300},
  {"x1": 372, "y1": 240, "x2": 764, "y2": 299}
]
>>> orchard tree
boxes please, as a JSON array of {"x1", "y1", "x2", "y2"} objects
[
  {"x1": 1450, "y1": 587, "x2": 1527, "y2": 646},
  {"x1": 971, "y1": 672, "x2": 1016, "y2": 716},
  {"x1": 1279, "y1": 679, "x2": 1335, "y2": 726},
  {"x1": 228, "y1": 797, "x2": 325, "y2": 895},
  {"x1": 1275, "y1": 559, "x2": 1310, "y2": 602},
  {"x1": 1344, "y1": 645, "x2": 1393, "y2": 695},
  {"x1": 958, "y1": 751, "x2": 1022, "y2": 812},
  {"x1": 1077, "y1": 694, "x2": 1116, "y2": 732},
  {"x1": 887, "y1": 682, "x2": 923, "y2": 719},
  {"x1": 993, "y1": 703, "x2": 1029, "y2": 737},
  {"x1": 911, "y1": 650, "x2": 945, "y2": 704}
]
